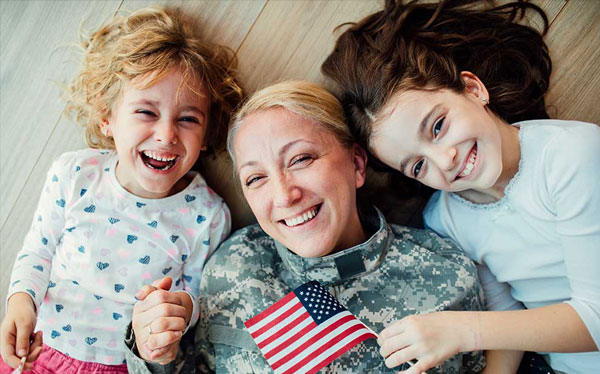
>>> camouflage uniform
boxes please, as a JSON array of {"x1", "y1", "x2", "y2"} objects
[{"x1": 125, "y1": 207, "x2": 486, "y2": 373}]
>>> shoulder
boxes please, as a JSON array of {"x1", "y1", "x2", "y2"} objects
[
  {"x1": 387, "y1": 224, "x2": 476, "y2": 273},
  {"x1": 519, "y1": 119, "x2": 599, "y2": 159},
  {"x1": 49, "y1": 149, "x2": 111, "y2": 179},
  {"x1": 203, "y1": 224, "x2": 279, "y2": 285}
]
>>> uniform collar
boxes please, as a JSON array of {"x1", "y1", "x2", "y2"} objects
[{"x1": 274, "y1": 206, "x2": 392, "y2": 286}]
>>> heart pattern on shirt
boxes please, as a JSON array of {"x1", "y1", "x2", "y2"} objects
[
  {"x1": 56, "y1": 199, "x2": 65, "y2": 207},
  {"x1": 170, "y1": 235, "x2": 179, "y2": 243},
  {"x1": 108, "y1": 217, "x2": 120, "y2": 224},
  {"x1": 112, "y1": 313, "x2": 122, "y2": 320},
  {"x1": 138, "y1": 256, "x2": 150, "y2": 264},
  {"x1": 51, "y1": 330, "x2": 61, "y2": 339},
  {"x1": 96, "y1": 262, "x2": 109, "y2": 271},
  {"x1": 147, "y1": 220, "x2": 158, "y2": 228},
  {"x1": 78, "y1": 245, "x2": 85, "y2": 253},
  {"x1": 62, "y1": 324, "x2": 72, "y2": 332},
  {"x1": 196, "y1": 215, "x2": 206, "y2": 224},
  {"x1": 127, "y1": 235, "x2": 138, "y2": 244},
  {"x1": 84, "y1": 205, "x2": 96, "y2": 213},
  {"x1": 85, "y1": 337, "x2": 97, "y2": 345},
  {"x1": 184, "y1": 194, "x2": 196, "y2": 203},
  {"x1": 56, "y1": 304, "x2": 64, "y2": 313},
  {"x1": 114, "y1": 284, "x2": 124, "y2": 293}
]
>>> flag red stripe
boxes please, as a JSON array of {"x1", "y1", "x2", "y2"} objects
[
  {"x1": 263, "y1": 319, "x2": 317, "y2": 359},
  {"x1": 270, "y1": 314, "x2": 356, "y2": 370},
  {"x1": 244, "y1": 292, "x2": 296, "y2": 328},
  {"x1": 280, "y1": 324, "x2": 372, "y2": 374},
  {"x1": 259, "y1": 312, "x2": 313, "y2": 351},
  {"x1": 303, "y1": 332, "x2": 376, "y2": 374},
  {"x1": 250, "y1": 301, "x2": 304, "y2": 339}
]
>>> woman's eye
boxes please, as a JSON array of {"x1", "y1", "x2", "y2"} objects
[
  {"x1": 245, "y1": 176, "x2": 263, "y2": 187},
  {"x1": 432, "y1": 117, "x2": 445, "y2": 137},
  {"x1": 290, "y1": 155, "x2": 313, "y2": 166},
  {"x1": 412, "y1": 159, "x2": 424, "y2": 178}
]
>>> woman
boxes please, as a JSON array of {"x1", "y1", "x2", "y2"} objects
[{"x1": 125, "y1": 81, "x2": 486, "y2": 373}]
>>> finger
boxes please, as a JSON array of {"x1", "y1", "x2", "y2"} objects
[
  {"x1": 379, "y1": 319, "x2": 406, "y2": 341},
  {"x1": 147, "y1": 330, "x2": 182, "y2": 350},
  {"x1": 136, "y1": 290, "x2": 184, "y2": 314},
  {"x1": 148, "y1": 345, "x2": 174, "y2": 363},
  {"x1": 15, "y1": 321, "x2": 34, "y2": 359},
  {"x1": 384, "y1": 344, "x2": 418, "y2": 369},
  {"x1": 27, "y1": 331, "x2": 43, "y2": 361},
  {"x1": 379, "y1": 331, "x2": 410, "y2": 358},
  {"x1": 150, "y1": 316, "x2": 187, "y2": 335},
  {"x1": 152, "y1": 276, "x2": 172, "y2": 291},
  {"x1": 135, "y1": 285, "x2": 158, "y2": 301}
]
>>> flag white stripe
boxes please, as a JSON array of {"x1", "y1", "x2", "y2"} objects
[
  {"x1": 270, "y1": 311, "x2": 361, "y2": 371},
  {"x1": 266, "y1": 310, "x2": 353, "y2": 365},
  {"x1": 261, "y1": 313, "x2": 313, "y2": 354},
  {"x1": 255, "y1": 306, "x2": 306, "y2": 345},
  {"x1": 247, "y1": 297, "x2": 301, "y2": 335},
  {"x1": 295, "y1": 328, "x2": 373, "y2": 374}
]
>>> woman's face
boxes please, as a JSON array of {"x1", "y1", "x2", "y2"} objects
[{"x1": 234, "y1": 107, "x2": 367, "y2": 257}]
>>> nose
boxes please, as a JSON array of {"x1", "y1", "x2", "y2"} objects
[
  {"x1": 272, "y1": 173, "x2": 301, "y2": 208},
  {"x1": 432, "y1": 145, "x2": 458, "y2": 172},
  {"x1": 154, "y1": 119, "x2": 178, "y2": 145}
]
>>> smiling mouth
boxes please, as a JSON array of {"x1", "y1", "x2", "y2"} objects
[
  {"x1": 281, "y1": 204, "x2": 322, "y2": 227},
  {"x1": 140, "y1": 150, "x2": 179, "y2": 171},
  {"x1": 457, "y1": 144, "x2": 477, "y2": 179}
]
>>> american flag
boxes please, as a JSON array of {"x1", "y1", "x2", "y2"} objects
[{"x1": 244, "y1": 281, "x2": 377, "y2": 374}]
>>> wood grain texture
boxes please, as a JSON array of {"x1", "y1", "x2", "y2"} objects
[{"x1": 545, "y1": 0, "x2": 600, "y2": 122}]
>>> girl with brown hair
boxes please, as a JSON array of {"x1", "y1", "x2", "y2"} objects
[{"x1": 322, "y1": 1, "x2": 599, "y2": 373}]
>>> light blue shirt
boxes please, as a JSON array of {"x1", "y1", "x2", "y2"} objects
[{"x1": 424, "y1": 120, "x2": 600, "y2": 374}]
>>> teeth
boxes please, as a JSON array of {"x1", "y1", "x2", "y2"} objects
[
  {"x1": 142, "y1": 150, "x2": 177, "y2": 162},
  {"x1": 284, "y1": 207, "x2": 318, "y2": 227},
  {"x1": 458, "y1": 147, "x2": 477, "y2": 178}
]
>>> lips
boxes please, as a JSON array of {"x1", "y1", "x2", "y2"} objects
[{"x1": 457, "y1": 144, "x2": 477, "y2": 179}]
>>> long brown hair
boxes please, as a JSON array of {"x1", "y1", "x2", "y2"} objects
[{"x1": 322, "y1": 0, "x2": 551, "y2": 161}]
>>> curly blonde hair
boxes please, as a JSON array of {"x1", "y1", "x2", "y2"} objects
[{"x1": 64, "y1": 6, "x2": 243, "y2": 153}]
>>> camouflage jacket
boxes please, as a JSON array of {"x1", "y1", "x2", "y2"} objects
[{"x1": 126, "y1": 207, "x2": 486, "y2": 374}]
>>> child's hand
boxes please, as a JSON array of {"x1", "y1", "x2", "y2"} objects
[
  {"x1": 132, "y1": 277, "x2": 187, "y2": 364},
  {"x1": 377, "y1": 311, "x2": 478, "y2": 373},
  {"x1": 0, "y1": 292, "x2": 44, "y2": 371}
]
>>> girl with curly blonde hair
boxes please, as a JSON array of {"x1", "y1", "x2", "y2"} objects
[{"x1": 0, "y1": 6, "x2": 242, "y2": 373}]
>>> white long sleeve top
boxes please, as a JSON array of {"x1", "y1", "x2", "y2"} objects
[
  {"x1": 7, "y1": 149, "x2": 231, "y2": 365},
  {"x1": 424, "y1": 120, "x2": 600, "y2": 374}
]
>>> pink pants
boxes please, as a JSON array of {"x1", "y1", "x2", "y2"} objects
[{"x1": 0, "y1": 345, "x2": 128, "y2": 374}]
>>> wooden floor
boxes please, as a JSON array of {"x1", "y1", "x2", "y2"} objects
[{"x1": 1, "y1": 0, "x2": 599, "y2": 317}]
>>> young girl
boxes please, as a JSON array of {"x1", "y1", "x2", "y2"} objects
[
  {"x1": 322, "y1": 1, "x2": 599, "y2": 373},
  {"x1": 0, "y1": 7, "x2": 241, "y2": 373}
]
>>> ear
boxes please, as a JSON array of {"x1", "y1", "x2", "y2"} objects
[
  {"x1": 460, "y1": 71, "x2": 490, "y2": 105},
  {"x1": 351, "y1": 144, "x2": 368, "y2": 189},
  {"x1": 99, "y1": 117, "x2": 112, "y2": 137}
]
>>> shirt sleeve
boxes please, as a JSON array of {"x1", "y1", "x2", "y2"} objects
[
  {"x1": 477, "y1": 263, "x2": 524, "y2": 311},
  {"x1": 7, "y1": 152, "x2": 76, "y2": 310},
  {"x1": 545, "y1": 123, "x2": 600, "y2": 349},
  {"x1": 180, "y1": 201, "x2": 231, "y2": 329}
]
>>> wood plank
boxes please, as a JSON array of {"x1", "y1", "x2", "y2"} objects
[
  {"x1": 0, "y1": 0, "x2": 122, "y2": 316},
  {"x1": 0, "y1": 1, "x2": 121, "y2": 227},
  {"x1": 545, "y1": 0, "x2": 600, "y2": 123}
]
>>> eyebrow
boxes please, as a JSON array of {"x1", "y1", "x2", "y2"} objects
[
  {"x1": 237, "y1": 139, "x2": 315, "y2": 173},
  {"x1": 398, "y1": 103, "x2": 441, "y2": 174}
]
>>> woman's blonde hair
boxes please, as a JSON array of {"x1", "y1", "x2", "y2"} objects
[
  {"x1": 227, "y1": 80, "x2": 354, "y2": 167},
  {"x1": 64, "y1": 6, "x2": 242, "y2": 153}
]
